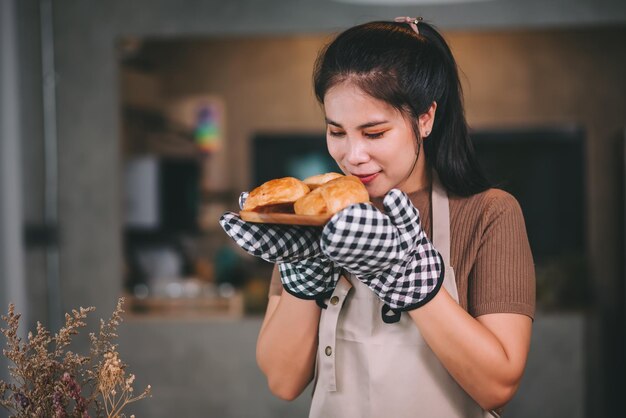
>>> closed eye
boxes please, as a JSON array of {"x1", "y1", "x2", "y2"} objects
[{"x1": 364, "y1": 131, "x2": 385, "y2": 139}]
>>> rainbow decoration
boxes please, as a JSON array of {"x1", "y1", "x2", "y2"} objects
[{"x1": 194, "y1": 104, "x2": 222, "y2": 154}]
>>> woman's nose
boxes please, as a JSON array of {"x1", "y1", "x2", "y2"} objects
[{"x1": 346, "y1": 138, "x2": 370, "y2": 165}]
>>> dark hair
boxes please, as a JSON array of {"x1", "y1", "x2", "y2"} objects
[{"x1": 313, "y1": 20, "x2": 491, "y2": 197}]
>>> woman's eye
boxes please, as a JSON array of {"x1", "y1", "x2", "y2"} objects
[
  {"x1": 364, "y1": 131, "x2": 385, "y2": 139},
  {"x1": 329, "y1": 131, "x2": 345, "y2": 137}
]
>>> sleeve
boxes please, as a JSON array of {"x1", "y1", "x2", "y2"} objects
[
  {"x1": 268, "y1": 263, "x2": 284, "y2": 298},
  {"x1": 468, "y1": 191, "x2": 536, "y2": 319}
]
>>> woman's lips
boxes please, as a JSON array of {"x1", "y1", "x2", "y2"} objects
[{"x1": 354, "y1": 172, "x2": 380, "y2": 184}]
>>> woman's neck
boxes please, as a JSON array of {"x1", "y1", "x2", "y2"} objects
[
  {"x1": 371, "y1": 163, "x2": 431, "y2": 211},
  {"x1": 397, "y1": 154, "x2": 431, "y2": 194}
]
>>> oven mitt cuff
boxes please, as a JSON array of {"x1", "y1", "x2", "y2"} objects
[{"x1": 279, "y1": 259, "x2": 341, "y2": 302}]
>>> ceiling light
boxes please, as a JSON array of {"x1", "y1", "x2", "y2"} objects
[{"x1": 333, "y1": 0, "x2": 496, "y2": 5}]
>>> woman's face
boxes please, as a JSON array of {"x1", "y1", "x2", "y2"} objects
[{"x1": 324, "y1": 82, "x2": 427, "y2": 198}]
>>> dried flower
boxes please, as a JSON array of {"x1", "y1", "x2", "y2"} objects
[{"x1": 0, "y1": 297, "x2": 151, "y2": 417}]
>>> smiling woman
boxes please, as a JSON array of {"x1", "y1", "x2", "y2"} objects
[{"x1": 220, "y1": 16, "x2": 535, "y2": 418}]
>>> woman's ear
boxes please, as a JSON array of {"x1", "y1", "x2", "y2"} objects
[{"x1": 418, "y1": 102, "x2": 437, "y2": 138}]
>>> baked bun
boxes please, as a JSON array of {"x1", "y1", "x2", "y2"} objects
[
  {"x1": 303, "y1": 172, "x2": 344, "y2": 190},
  {"x1": 243, "y1": 177, "x2": 310, "y2": 212},
  {"x1": 294, "y1": 175, "x2": 370, "y2": 216}
]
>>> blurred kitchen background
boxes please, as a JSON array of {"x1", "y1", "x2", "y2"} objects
[{"x1": 1, "y1": 0, "x2": 625, "y2": 416}]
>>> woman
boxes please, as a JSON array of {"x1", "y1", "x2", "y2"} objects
[{"x1": 220, "y1": 17, "x2": 535, "y2": 418}]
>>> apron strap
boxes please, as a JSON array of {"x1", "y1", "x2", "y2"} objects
[{"x1": 431, "y1": 169, "x2": 451, "y2": 266}]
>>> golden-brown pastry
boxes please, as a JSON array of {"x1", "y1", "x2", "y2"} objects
[
  {"x1": 294, "y1": 175, "x2": 370, "y2": 216},
  {"x1": 243, "y1": 177, "x2": 310, "y2": 212},
  {"x1": 303, "y1": 172, "x2": 344, "y2": 190},
  {"x1": 293, "y1": 189, "x2": 327, "y2": 216}
]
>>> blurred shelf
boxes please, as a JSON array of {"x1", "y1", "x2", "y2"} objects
[
  {"x1": 201, "y1": 189, "x2": 239, "y2": 204},
  {"x1": 124, "y1": 292, "x2": 244, "y2": 320}
]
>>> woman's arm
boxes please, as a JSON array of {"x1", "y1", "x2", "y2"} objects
[
  {"x1": 256, "y1": 291, "x2": 321, "y2": 401},
  {"x1": 408, "y1": 288, "x2": 532, "y2": 411}
]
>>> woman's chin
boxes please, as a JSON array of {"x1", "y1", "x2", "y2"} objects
[{"x1": 364, "y1": 183, "x2": 387, "y2": 199}]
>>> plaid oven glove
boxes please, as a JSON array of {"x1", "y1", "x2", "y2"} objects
[
  {"x1": 320, "y1": 189, "x2": 444, "y2": 320},
  {"x1": 218, "y1": 192, "x2": 340, "y2": 305}
]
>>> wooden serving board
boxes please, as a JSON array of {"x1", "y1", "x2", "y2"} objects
[{"x1": 240, "y1": 210, "x2": 332, "y2": 226}]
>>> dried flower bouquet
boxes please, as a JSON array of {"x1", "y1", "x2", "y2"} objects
[{"x1": 0, "y1": 298, "x2": 150, "y2": 417}]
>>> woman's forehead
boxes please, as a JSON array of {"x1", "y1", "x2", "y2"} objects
[{"x1": 324, "y1": 83, "x2": 400, "y2": 122}]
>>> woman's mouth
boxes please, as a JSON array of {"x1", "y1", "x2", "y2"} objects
[{"x1": 353, "y1": 172, "x2": 380, "y2": 185}]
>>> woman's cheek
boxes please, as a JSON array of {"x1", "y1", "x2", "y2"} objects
[{"x1": 326, "y1": 139, "x2": 345, "y2": 171}]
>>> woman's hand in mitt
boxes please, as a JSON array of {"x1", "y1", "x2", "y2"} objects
[
  {"x1": 219, "y1": 192, "x2": 339, "y2": 302},
  {"x1": 320, "y1": 189, "x2": 444, "y2": 311}
]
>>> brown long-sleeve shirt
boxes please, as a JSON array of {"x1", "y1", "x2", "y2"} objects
[{"x1": 268, "y1": 184, "x2": 536, "y2": 319}]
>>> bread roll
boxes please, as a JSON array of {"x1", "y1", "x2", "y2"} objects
[
  {"x1": 243, "y1": 177, "x2": 310, "y2": 212},
  {"x1": 294, "y1": 175, "x2": 370, "y2": 216},
  {"x1": 293, "y1": 189, "x2": 327, "y2": 216},
  {"x1": 303, "y1": 172, "x2": 344, "y2": 190}
]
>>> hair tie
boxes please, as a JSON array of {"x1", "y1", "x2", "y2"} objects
[{"x1": 394, "y1": 16, "x2": 423, "y2": 35}]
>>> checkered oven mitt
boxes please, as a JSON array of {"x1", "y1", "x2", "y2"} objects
[
  {"x1": 321, "y1": 189, "x2": 444, "y2": 314},
  {"x1": 218, "y1": 192, "x2": 340, "y2": 304}
]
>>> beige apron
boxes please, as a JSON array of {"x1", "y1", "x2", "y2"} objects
[{"x1": 309, "y1": 172, "x2": 498, "y2": 418}]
